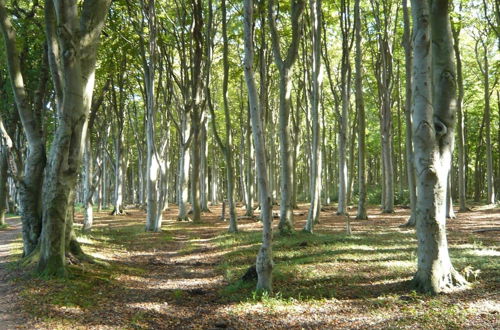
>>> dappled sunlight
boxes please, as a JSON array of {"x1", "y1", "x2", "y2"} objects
[{"x1": 9, "y1": 204, "x2": 499, "y2": 329}]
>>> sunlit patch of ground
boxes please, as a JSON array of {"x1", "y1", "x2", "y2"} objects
[{"x1": 9, "y1": 203, "x2": 500, "y2": 329}]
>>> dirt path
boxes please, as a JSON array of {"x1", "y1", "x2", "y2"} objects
[{"x1": 0, "y1": 217, "x2": 23, "y2": 329}]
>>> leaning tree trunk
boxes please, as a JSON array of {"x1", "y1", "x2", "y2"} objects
[
  {"x1": 0, "y1": 1, "x2": 47, "y2": 256},
  {"x1": 410, "y1": 0, "x2": 467, "y2": 294},
  {"x1": 244, "y1": 0, "x2": 273, "y2": 293},
  {"x1": 305, "y1": 0, "x2": 323, "y2": 232}
]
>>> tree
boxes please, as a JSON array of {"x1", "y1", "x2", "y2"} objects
[
  {"x1": 305, "y1": 0, "x2": 323, "y2": 232},
  {"x1": 37, "y1": 0, "x2": 112, "y2": 276},
  {"x1": 410, "y1": 0, "x2": 467, "y2": 293},
  {"x1": 268, "y1": 0, "x2": 305, "y2": 233},
  {"x1": 0, "y1": 0, "x2": 47, "y2": 256},
  {"x1": 401, "y1": 0, "x2": 417, "y2": 226},
  {"x1": 451, "y1": 7, "x2": 467, "y2": 212},
  {"x1": 354, "y1": 0, "x2": 368, "y2": 220},
  {"x1": 208, "y1": 0, "x2": 237, "y2": 233},
  {"x1": 243, "y1": 0, "x2": 273, "y2": 292}
]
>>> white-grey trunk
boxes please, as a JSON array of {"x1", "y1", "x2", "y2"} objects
[
  {"x1": 354, "y1": 0, "x2": 368, "y2": 220},
  {"x1": 83, "y1": 135, "x2": 93, "y2": 230},
  {"x1": 305, "y1": 0, "x2": 323, "y2": 232},
  {"x1": 411, "y1": 0, "x2": 467, "y2": 294},
  {"x1": 244, "y1": 0, "x2": 273, "y2": 292}
]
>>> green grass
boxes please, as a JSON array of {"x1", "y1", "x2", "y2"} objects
[{"x1": 216, "y1": 228, "x2": 499, "y2": 312}]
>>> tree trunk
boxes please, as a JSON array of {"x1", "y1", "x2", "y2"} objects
[
  {"x1": 38, "y1": 0, "x2": 112, "y2": 276},
  {"x1": 305, "y1": 0, "x2": 323, "y2": 232},
  {"x1": 0, "y1": 143, "x2": 8, "y2": 226},
  {"x1": 354, "y1": 0, "x2": 368, "y2": 220},
  {"x1": 244, "y1": 0, "x2": 273, "y2": 292},
  {"x1": 410, "y1": 0, "x2": 467, "y2": 294},
  {"x1": 451, "y1": 16, "x2": 467, "y2": 212},
  {"x1": 0, "y1": 1, "x2": 47, "y2": 256},
  {"x1": 268, "y1": 0, "x2": 305, "y2": 233},
  {"x1": 82, "y1": 135, "x2": 93, "y2": 230},
  {"x1": 401, "y1": 0, "x2": 417, "y2": 226}
]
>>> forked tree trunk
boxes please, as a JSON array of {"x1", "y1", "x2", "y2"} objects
[
  {"x1": 38, "y1": 0, "x2": 112, "y2": 277},
  {"x1": 410, "y1": 0, "x2": 467, "y2": 294},
  {"x1": 268, "y1": 0, "x2": 305, "y2": 233},
  {"x1": 244, "y1": 0, "x2": 273, "y2": 292}
]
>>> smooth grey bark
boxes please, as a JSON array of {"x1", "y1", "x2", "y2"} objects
[
  {"x1": 475, "y1": 36, "x2": 495, "y2": 204},
  {"x1": 200, "y1": 122, "x2": 209, "y2": 212},
  {"x1": 371, "y1": 0, "x2": 395, "y2": 213},
  {"x1": 38, "y1": 0, "x2": 112, "y2": 276},
  {"x1": 451, "y1": 16, "x2": 467, "y2": 212},
  {"x1": 401, "y1": 0, "x2": 417, "y2": 227},
  {"x1": 337, "y1": 0, "x2": 351, "y2": 216},
  {"x1": 354, "y1": 0, "x2": 368, "y2": 220},
  {"x1": 410, "y1": 0, "x2": 467, "y2": 294},
  {"x1": 305, "y1": 0, "x2": 323, "y2": 232},
  {"x1": 0, "y1": 1, "x2": 47, "y2": 256},
  {"x1": 139, "y1": 0, "x2": 164, "y2": 232},
  {"x1": 82, "y1": 136, "x2": 94, "y2": 230},
  {"x1": 0, "y1": 118, "x2": 11, "y2": 226},
  {"x1": 178, "y1": 116, "x2": 192, "y2": 220},
  {"x1": 208, "y1": 0, "x2": 237, "y2": 232},
  {"x1": 268, "y1": 0, "x2": 305, "y2": 233},
  {"x1": 244, "y1": 0, "x2": 273, "y2": 292},
  {"x1": 245, "y1": 109, "x2": 254, "y2": 216}
]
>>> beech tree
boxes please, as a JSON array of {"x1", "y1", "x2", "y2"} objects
[
  {"x1": 411, "y1": 0, "x2": 468, "y2": 294},
  {"x1": 244, "y1": 0, "x2": 273, "y2": 292}
]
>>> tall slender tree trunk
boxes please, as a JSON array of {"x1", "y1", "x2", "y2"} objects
[
  {"x1": 244, "y1": 0, "x2": 273, "y2": 292},
  {"x1": 401, "y1": 0, "x2": 417, "y2": 226},
  {"x1": 451, "y1": 16, "x2": 467, "y2": 212},
  {"x1": 354, "y1": 0, "x2": 368, "y2": 220},
  {"x1": 82, "y1": 136, "x2": 93, "y2": 230},
  {"x1": 305, "y1": 0, "x2": 323, "y2": 232},
  {"x1": 0, "y1": 2, "x2": 47, "y2": 256},
  {"x1": 268, "y1": 0, "x2": 305, "y2": 233}
]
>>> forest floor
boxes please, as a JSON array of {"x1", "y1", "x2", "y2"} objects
[
  {"x1": 0, "y1": 216, "x2": 27, "y2": 329},
  {"x1": 1, "y1": 203, "x2": 499, "y2": 329}
]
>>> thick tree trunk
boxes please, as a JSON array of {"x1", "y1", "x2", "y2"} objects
[
  {"x1": 244, "y1": 0, "x2": 273, "y2": 292},
  {"x1": 38, "y1": 0, "x2": 112, "y2": 276},
  {"x1": 410, "y1": 0, "x2": 467, "y2": 294}
]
